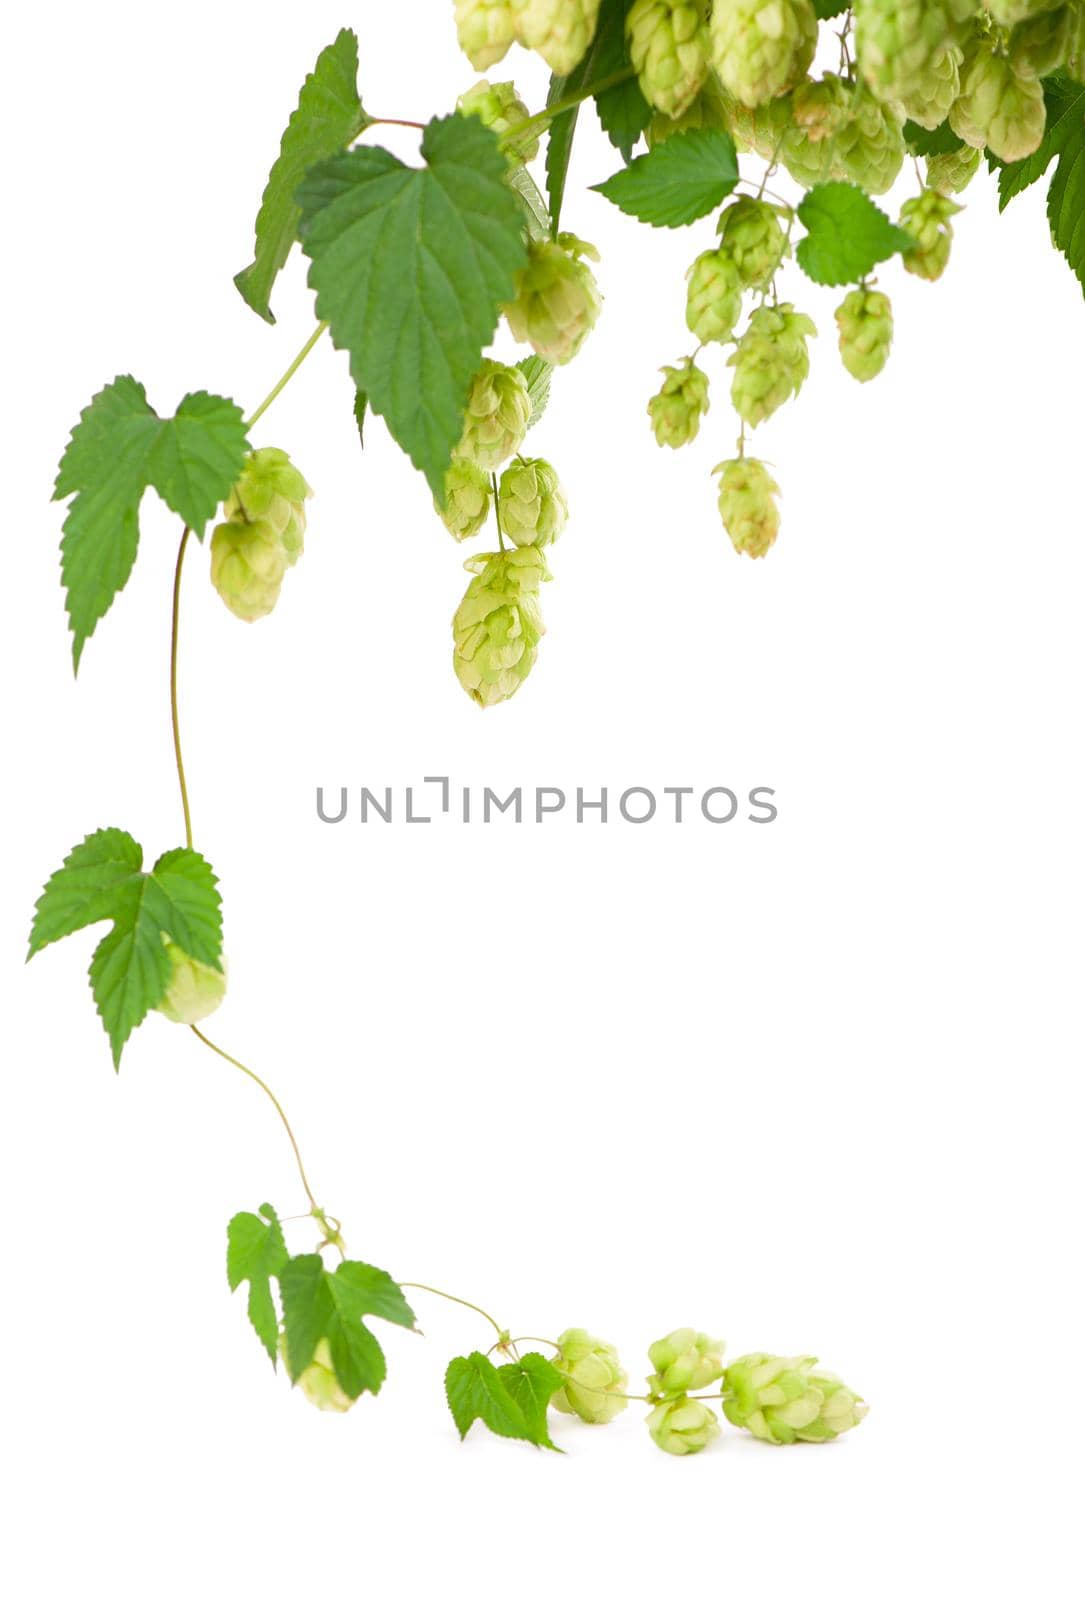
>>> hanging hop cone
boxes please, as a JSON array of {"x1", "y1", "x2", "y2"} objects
[
  {"x1": 210, "y1": 518, "x2": 288, "y2": 622},
  {"x1": 1069, "y1": 4, "x2": 1085, "y2": 79},
  {"x1": 649, "y1": 359, "x2": 711, "y2": 447},
  {"x1": 155, "y1": 937, "x2": 226, "y2": 1026},
  {"x1": 225, "y1": 446, "x2": 312, "y2": 569},
  {"x1": 714, "y1": 457, "x2": 781, "y2": 558},
  {"x1": 1011, "y1": 7, "x2": 1076, "y2": 77},
  {"x1": 435, "y1": 459, "x2": 494, "y2": 541},
  {"x1": 722, "y1": 1354, "x2": 868, "y2": 1444},
  {"x1": 550, "y1": 1328, "x2": 629, "y2": 1423},
  {"x1": 899, "y1": 187, "x2": 962, "y2": 281},
  {"x1": 457, "y1": 78, "x2": 539, "y2": 161},
  {"x1": 710, "y1": 0, "x2": 819, "y2": 107},
  {"x1": 510, "y1": 0, "x2": 604, "y2": 74},
  {"x1": 454, "y1": 359, "x2": 533, "y2": 472},
  {"x1": 685, "y1": 247, "x2": 743, "y2": 343},
  {"x1": 455, "y1": 0, "x2": 518, "y2": 69},
  {"x1": 627, "y1": 0, "x2": 710, "y2": 117},
  {"x1": 925, "y1": 142, "x2": 981, "y2": 193},
  {"x1": 452, "y1": 546, "x2": 549, "y2": 707},
  {"x1": 834, "y1": 80, "x2": 907, "y2": 194},
  {"x1": 791, "y1": 73, "x2": 853, "y2": 144},
  {"x1": 728, "y1": 303, "x2": 816, "y2": 427},
  {"x1": 497, "y1": 457, "x2": 568, "y2": 547},
  {"x1": 505, "y1": 234, "x2": 602, "y2": 366},
  {"x1": 648, "y1": 1328, "x2": 727, "y2": 1398},
  {"x1": 835, "y1": 288, "x2": 894, "y2": 382},
  {"x1": 949, "y1": 42, "x2": 1047, "y2": 161},
  {"x1": 646, "y1": 68, "x2": 732, "y2": 144},
  {"x1": 284, "y1": 1336, "x2": 355, "y2": 1414},
  {"x1": 853, "y1": 0, "x2": 966, "y2": 131},
  {"x1": 648, "y1": 1397, "x2": 721, "y2": 1455},
  {"x1": 987, "y1": 0, "x2": 1066, "y2": 23},
  {"x1": 716, "y1": 196, "x2": 791, "y2": 289}
]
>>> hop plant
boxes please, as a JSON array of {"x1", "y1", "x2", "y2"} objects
[
  {"x1": 710, "y1": 0, "x2": 819, "y2": 107},
  {"x1": 925, "y1": 141, "x2": 982, "y2": 192},
  {"x1": 510, "y1": 0, "x2": 604, "y2": 73},
  {"x1": 835, "y1": 288, "x2": 894, "y2": 382},
  {"x1": 853, "y1": 0, "x2": 966, "y2": 131},
  {"x1": 225, "y1": 446, "x2": 312, "y2": 569},
  {"x1": 646, "y1": 70, "x2": 732, "y2": 144},
  {"x1": 454, "y1": 0, "x2": 518, "y2": 70},
  {"x1": 497, "y1": 457, "x2": 568, "y2": 546},
  {"x1": 728, "y1": 303, "x2": 816, "y2": 427},
  {"x1": 1011, "y1": 6, "x2": 1076, "y2": 76},
  {"x1": 685, "y1": 246, "x2": 743, "y2": 343},
  {"x1": 722, "y1": 1354, "x2": 868, "y2": 1444},
  {"x1": 155, "y1": 938, "x2": 227, "y2": 1026},
  {"x1": 649, "y1": 359, "x2": 711, "y2": 446},
  {"x1": 435, "y1": 458, "x2": 494, "y2": 541},
  {"x1": 899, "y1": 187, "x2": 962, "y2": 280},
  {"x1": 716, "y1": 195, "x2": 791, "y2": 289},
  {"x1": 791, "y1": 73, "x2": 853, "y2": 143},
  {"x1": 834, "y1": 81, "x2": 907, "y2": 194},
  {"x1": 713, "y1": 456, "x2": 781, "y2": 557},
  {"x1": 452, "y1": 545, "x2": 549, "y2": 706},
  {"x1": 627, "y1": 0, "x2": 710, "y2": 118},
  {"x1": 647, "y1": 1397, "x2": 721, "y2": 1455},
  {"x1": 457, "y1": 78, "x2": 539, "y2": 161},
  {"x1": 505, "y1": 234, "x2": 602, "y2": 365},
  {"x1": 210, "y1": 517, "x2": 288, "y2": 622},
  {"x1": 288, "y1": 1337, "x2": 355, "y2": 1414},
  {"x1": 550, "y1": 1328, "x2": 629, "y2": 1423},
  {"x1": 648, "y1": 1328, "x2": 727, "y2": 1397},
  {"x1": 949, "y1": 41, "x2": 1047, "y2": 161},
  {"x1": 455, "y1": 359, "x2": 532, "y2": 471}
]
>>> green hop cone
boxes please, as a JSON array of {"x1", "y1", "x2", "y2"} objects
[
  {"x1": 646, "y1": 68, "x2": 732, "y2": 144},
  {"x1": 435, "y1": 458, "x2": 494, "y2": 541},
  {"x1": 716, "y1": 195, "x2": 791, "y2": 289},
  {"x1": 210, "y1": 517, "x2": 287, "y2": 622},
  {"x1": 899, "y1": 186, "x2": 962, "y2": 280},
  {"x1": 505, "y1": 234, "x2": 602, "y2": 366},
  {"x1": 497, "y1": 457, "x2": 568, "y2": 547},
  {"x1": 649, "y1": 359, "x2": 711, "y2": 447},
  {"x1": 710, "y1": 0, "x2": 819, "y2": 107},
  {"x1": 648, "y1": 1328, "x2": 726, "y2": 1398},
  {"x1": 1070, "y1": 3, "x2": 1085, "y2": 78},
  {"x1": 454, "y1": 0, "x2": 518, "y2": 70},
  {"x1": 685, "y1": 246, "x2": 743, "y2": 343},
  {"x1": 226, "y1": 446, "x2": 312, "y2": 569},
  {"x1": 647, "y1": 1397, "x2": 721, "y2": 1455},
  {"x1": 791, "y1": 73, "x2": 853, "y2": 143},
  {"x1": 627, "y1": 0, "x2": 710, "y2": 117},
  {"x1": 949, "y1": 41, "x2": 1047, "y2": 160},
  {"x1": 853, "y1": 0, "x2": 966, "y2": 131},
  {"x1": 722, "y1": 1353, "x2": 868, "y2": 1444},
  {"x1": 713, "y1": 456, "x2": 781, "y2": 558},
  {"x1": 455, "y1": 359, "x2": 532, "y2": 471},
  {"x1": 1010, "y1": 5, "x2": 1075, "y2": 76},
  {"x1": 457, "y1": 78, "x2": 539, "y2": 160},
  {"x1": 835, "y1": 287, "x2": 894, "y2": 382},
  {"x1": 728, "y1": 302, "x2": 816, "y2": 427},
  {"x1": 550, "y1": 1328, "x2": 629, "y2": 1423},
  {"x1": 925, "y1": 141, "x2": 981, "y2": 192},
  {"x1": 155, "y1": 936, "x2": 226, "y2": 1025},
  {"x1": 834, "y1": 80, "x2": 906, "y2": 194},
  {"x1": 987, "y1": 0, "x2": 1064, "y2": 23},
  {"x1": 283, "y1": 1335, "x2": 356, "y2": 1414},
  {"x1": 510, "y1": 0, "x2": 603, "y2": 74},
  {"x1": 452, "y1": 546, "x2": 549, "y2": 707}
]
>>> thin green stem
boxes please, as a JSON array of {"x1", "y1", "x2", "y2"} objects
[
  {"x1": 246, "y1": 322, "x2": 328, "y2": 429},
  {"x1": 501, "y1": 68, "x2": 636, "y2": 151},
  {"x1": 190, "y1": 1025, "x2": 320, "y2": 1213},
  {"x1": 170, "y1": 529, "x2": 194, "y2": 849},
  {"x1": 370, "y1": 116, "x2": 426, "y2": 131},
  {"x1": 398, "y1": 1283, "x2": 505, "y2": 1340}
]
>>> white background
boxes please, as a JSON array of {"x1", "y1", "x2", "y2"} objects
[{"x1": 2, "y1": 3, "x2": 1083, "y2": 1594}]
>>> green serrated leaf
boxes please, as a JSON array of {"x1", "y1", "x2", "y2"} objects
[
  {"x1": 297, "y1": 115, "x2": 528, "y2": 497},
  {"x1": 545, "y1": 0, "x2": 630, "y2": 232},
  {"x1": 53, "y1": 379, "x2": 248, "y2": 668},
  {"x1": 515, "y1": 357, "x2": 553, "y2": 429},
  {"x1": 1047, "y1": 105, "x2": 1085, "y2": 295},
  {"x1": 796, "y1": 183, "x2": 914, "y2": 286},
  {"x1": 497, "y1": 1354, "x2": 565, "y2": 1450},
  {"x1": 27, "y1": 830, "x2": 224, "y2": 1065},
  {"x1": 999, "y1": 80, "x2": 1085, "y2": 211},
  {"x1": 279, "y1": 1254, "x2": 407, "y2": 1399},
  {"x1": 506, "y1": 162, "x2": 552, "y2": 242},
  {"x1": 903, "y1": 119, "x2": 963, "y2": 159},
  {"x1": 445, "y1": 1352, "x2": 537, "y2": 1444},
  {"x1": 227, "y1": 1204, "x2": 288, "y2": 1363},
  {"x1": 354, "y1": 388, "x2": 368, "y2": 447},
  {"x1": 814, "y1": 0, "x2": 849, "y2": 16},
  {"x1": 592, "y1": 128, "x2": 739, "y2": 227},
  {"x1": 279, "y1": 1254, "x2": 334, "y2": 1378},
  {"x1": 331, "y1": 1261, "x2": 416, "y2": 1331},
  {"x1": 234, "y1": 29, "x2": 371, "y2": 323}
]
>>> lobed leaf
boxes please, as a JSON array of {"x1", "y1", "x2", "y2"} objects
[
  {"x1": 227, "y1": 1204, "x2": 288, "y2": 1362},
  {"x1": 445, "y1": 1351, "x2": 563, "y2": 1448},
  {"x1": 592, "y1": 129, "x2": 739, "y2": 228},
  {"x1": 796, "y1": 183, "x2": 914, "y2": 286}
]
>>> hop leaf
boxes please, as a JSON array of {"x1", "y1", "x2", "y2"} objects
[
  {"x1": 592, "y1": 128, "x2": 739, "y2": 228},
  {"x1": 446, "y1": 1351, "x2": 566, "y2": 1447},
  {"x1": 227, "y1": 1205, "x2": 289, "y2": 1363},
  {"x1": 796, "y1": 183, "x2": 914, "y2": 286},
  {"x1": 279, "y1": 1255, "x2": 416, "y2": 1401}
]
